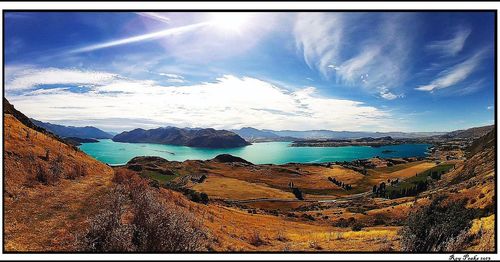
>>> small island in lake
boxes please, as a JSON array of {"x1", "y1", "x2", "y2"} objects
[{"x1": 381, "y1": 149, "x2": 396, "y2": 154}]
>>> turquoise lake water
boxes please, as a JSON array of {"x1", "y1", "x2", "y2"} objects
[{"x1": 79, "y1": 139, "x2": 431, "y2": 165}]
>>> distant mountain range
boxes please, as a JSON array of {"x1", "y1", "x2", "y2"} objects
[
  {"x1": 112, "y1": 127, "x2": 250, "y2": 148},
  {"x1": 30, "y1": 119, "x2": 113, "y2": 139},
  {"x1": 27, "y1": 117, "x2": 494, "y2": 148},
  {"x1": 231, "y1": 127, "x2": 447, "y2": 142}
]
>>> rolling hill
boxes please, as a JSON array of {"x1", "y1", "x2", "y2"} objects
[{"x1": 441, "y1": 125, "x2": 494, "y2": 139}]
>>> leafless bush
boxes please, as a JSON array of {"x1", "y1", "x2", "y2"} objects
[
  {"x1": 48, "y1": 154, "x2": 64, "y2": 183},
  {"x1": 276, "y1": 230, "x2": 288, "y2": 242},
  {"x1": 132, "y1": 189, "x2": 207, "y2": 252},
  {"x1": 79, "y1": 186, "x2": 134, "y2": 252},
  {"x1": 79, "y1": 174, "x2": 208, "y2": 252},
  {"x1": 33, "y1": 164, "x2": 59, "y2": 185},
  {"x1": 440, "y1": 229, "x2": 471, "y2": 252},
  {"x1": 112, "y1": 168, "x2": 136, "y2": 184},
  {"x1": 399, "y1": 195, "x2": 475, "y2": 252},
  {"x1": 378, "y1": 237, "x2": 393, "y2": 251},
  {"x1": 308, "y1": 240, "x2": 322, "y2": 250},
  {"x1": 249, "y1": 231, "x2": 265, "y2": 247},
  {"x1": 67, "y1": 164, "x2": 88, "y2": 180}
]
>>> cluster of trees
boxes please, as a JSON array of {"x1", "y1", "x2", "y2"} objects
[
  {"x1": 327, "y1": 177, "x2": 352, "y2": 190},
  {"x1": 373, "y1": 180, "x2": 429, "y2": 199},
  {"x1": 288, "y1": 181, "x2": 304, "y2": 200},
  {"x1": 372, "y1": 182, "x2": 387, "y2": 197},
  {"x1": 333, "y1": 217, "x2": 364, "y2": 231},
  {"x1": 430, "y1": 170, "x2": 444, "y2": 180},
  {"x1": 190, "y1": 174, "x2": 207, "y2": 183},
  {"x1": 388, "y1": 178, "x2": 399, "y2": 186},
  {"x1": 187, "y1": 190, "x2": 209, "y2": 204}
]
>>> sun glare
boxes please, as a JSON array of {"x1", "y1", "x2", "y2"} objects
[{"x1": 210, "y1": 13, "x2": 252, "y2": 32}]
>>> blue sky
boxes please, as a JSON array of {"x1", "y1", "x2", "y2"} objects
[{"x1": 4, "y1": 12, "x2": 495, "y2": 132}]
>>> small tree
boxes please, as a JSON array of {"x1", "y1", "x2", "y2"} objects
[
  {"x1": 292, "y1": 187, "x2": 304, "y2": 200},
  {"x1": 45, "y1": 149, "x2": 50, "y2": 161},
  {"x1": 200, "y1": 192, "x2": 209, "y2": 204}
]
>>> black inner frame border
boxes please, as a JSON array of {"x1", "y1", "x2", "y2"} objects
[{"x1": 1, "y1": 8, "x2": 497, "y2": 255}]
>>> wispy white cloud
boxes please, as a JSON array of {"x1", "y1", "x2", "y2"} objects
[
  {"x1": 415, "y1": 50, "x2": 486, "y2": 92},
  {"x1": 136, "y1": 12, "x2": 171, "y2": 24},
  {"x1": 158, "y1": 73, "x2": 183, "y2": 79},
  {"x1": 157, "y1": 73, "x2": 186, "y2": 83},
  {"x1": 294, "y1": 13, "x2": 344, "y2": 77},
  {"x1": 5, "y1": 66, "x2": 118, "y2": 90},
  {"x1": 293, "y1": 13, "x2": 412, "y2": 99},
  {"x1": 377, "y1": 86, "x2": 403, "y2": 100},
  {"x1": 426, "y1": 26, "x2": 471, "y2": 57},
  {"x1": 68, "y1": 22, "x2": 209, "y2": 54},
  {"x1": 487, "y1": 105, "x2": 494, "y2": 110},
  {"x1": 5, "y1": 66, "x2": 397, "y2": 131}
]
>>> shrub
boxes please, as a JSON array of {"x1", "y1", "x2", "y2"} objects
[
  {"x1": 148, "y1": 179, "x2": 160, "y2": 188},
  {"x1": 309, "y1": 240, "x2": 322, "y2": 250},
  {"x1": 351, "y1": 223, "x2": 363, "y2": 232},
  {"x1": 112, "y1": 169, "x2": 136, "y2": 184},
  {"x1": 276, "y1": 230, "x2": 288, "y2": 242},
  {"x1": 334, "y1": 218, "x2": 349, "y2": 228},
  {"x1": 184, "y1": 190, "x2": 209, "y2": 204},
  {"x1": 301, "y1": 213, "x2": 315, "y2": 221},
  {"x1": 132, "y1": 189, "x2": 207, "y2": 252},
  {"x1": 399, "y1": 195, "x2": 475, "y2": 252},
  {"x1": 200, "y1": 192, "x2": 209, "y2": 204},
  {"x1": 79, "y1": 174, "x2": 208, "y2": 252},
  {"x1": 37, "y1": 164, "x2": 59, "y2": 185},
  {"x1": 292, "y1": 187, "x2": 304, "y2": 200},
  {"x1": 68, "y1": 164, "x2": 88, "y2": 180},
  {"x1": 373, "y1": 215, "x2": 386, "y2": 226},
  {"x1": 49, "y1": 155, "x2": 64, "y2": 181},
  {"x1": 79, "y1": 186, "x2": 134, "y2": 252},
  {"x1": 249, "y1": 231, "x2": 265, "y2": 247}
]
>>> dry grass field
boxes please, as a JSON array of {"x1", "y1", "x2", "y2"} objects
[{"x1": 191, "y1": 175, "x2": 295, "y2": 200}]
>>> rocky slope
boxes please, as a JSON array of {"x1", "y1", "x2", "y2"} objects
[{"x1": 113, "y1": 127, "x2": 250, "y2": 148}]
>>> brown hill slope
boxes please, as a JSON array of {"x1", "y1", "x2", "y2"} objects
[
  {"x1": 3, "y1": 100, "x2": 115, "y2": 251},
  {"x1": 442, "y1": 125, "x2": 494, "y2": 139}
]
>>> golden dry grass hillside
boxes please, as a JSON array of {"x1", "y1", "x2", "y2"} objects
[
  {"x1": 3, "y1": 109, "x2": 115, "y2": 251},
  {"x1": 3, "y1": 98, "x2": 496, "y2": 252}
]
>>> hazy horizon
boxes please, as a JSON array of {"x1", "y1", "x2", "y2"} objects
[{"x1": 25, "y1": 117, "x2": 492, "y2": 135}]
